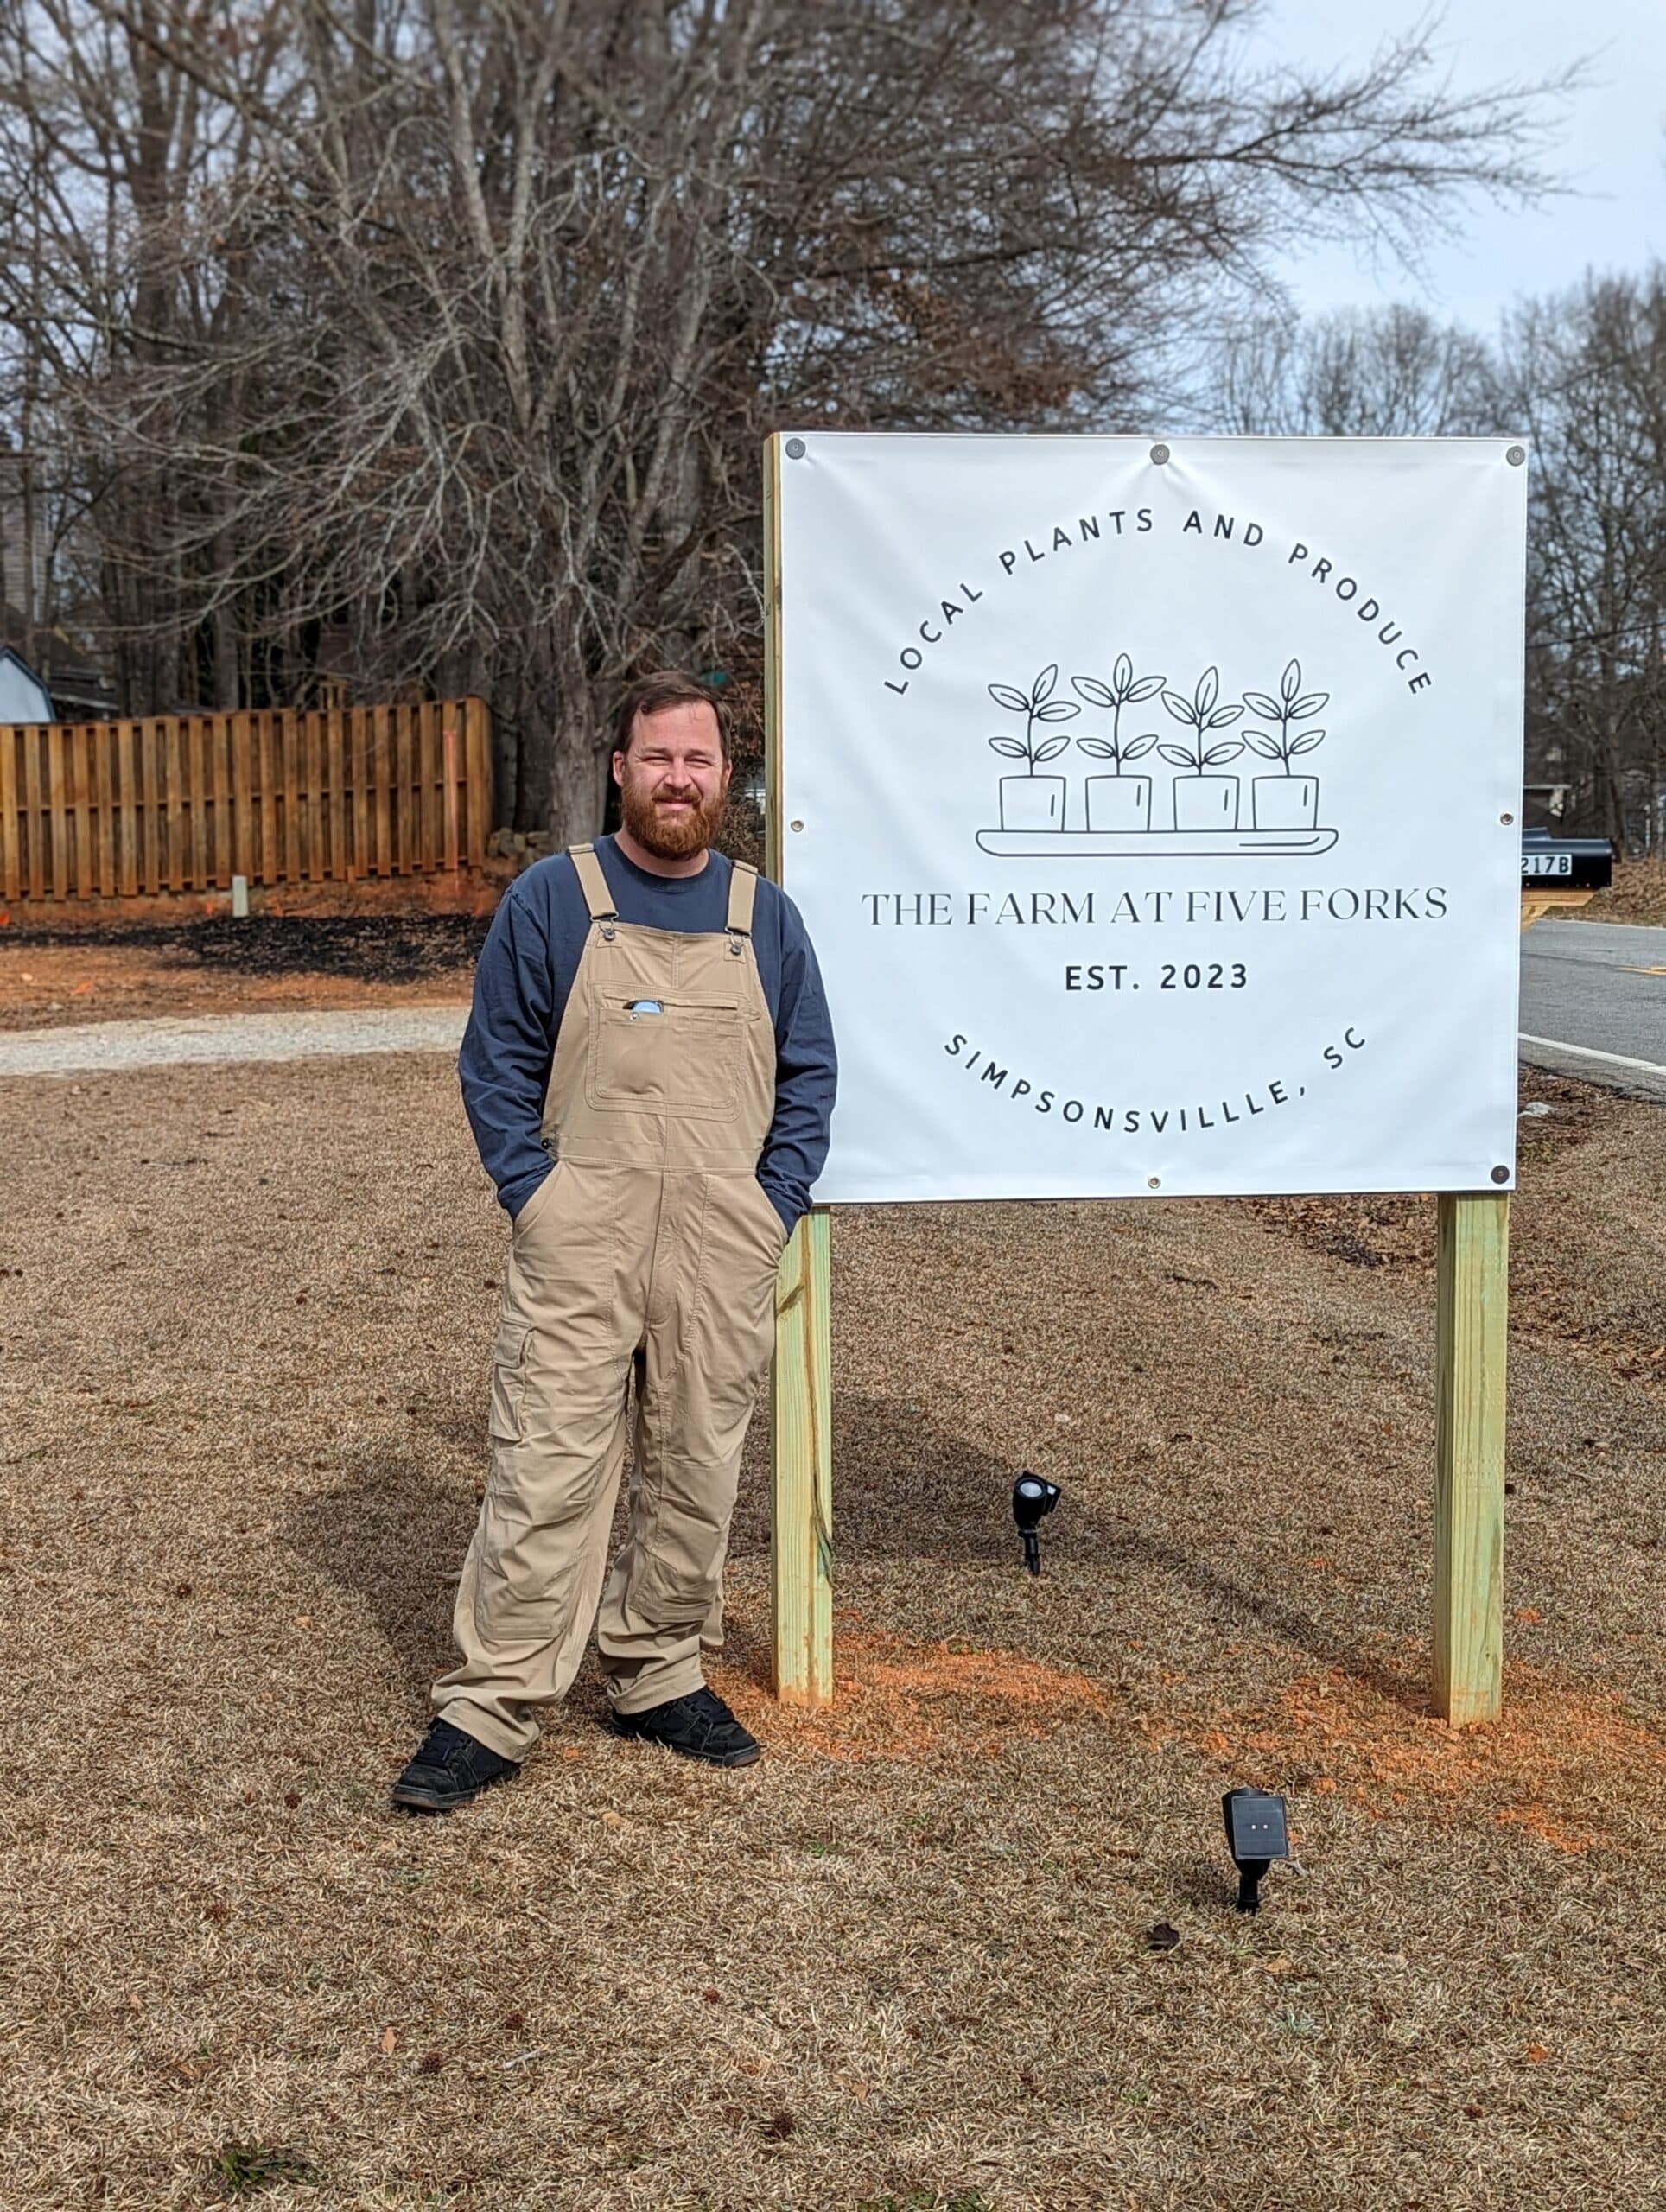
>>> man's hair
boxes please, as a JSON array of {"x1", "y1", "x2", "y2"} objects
[{"x1": 613, "y1": 670, "x2": 730, "y2": 760}]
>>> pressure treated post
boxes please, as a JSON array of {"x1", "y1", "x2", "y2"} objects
[
  {"x1": 1433, "y1": 1192, "x2": 1510, "y2": 1724},
  {"x1": 772, "y1": 1210, "x2": 835, "y2": 1704},
  {"x1": 763, "y1": 431, "x2": 835, "y2": 1706}
]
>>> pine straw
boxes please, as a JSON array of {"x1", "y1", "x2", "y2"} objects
[
  {"x1": 0, "y1": 915, "x2": 485, "y2": 1033},
  {"x1": 3, "y1": 1054, "x2": 1665, "y2": 2209},
  {"x1": 1570, "y1": 861, "x2": 1666, "y2": 930}
]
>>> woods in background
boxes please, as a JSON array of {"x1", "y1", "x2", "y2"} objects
[
  {"x1": 1, "y1": 0, "x2": 1650, "y2": 846},
  {"x1": 1215, "y1": 273, "x2": 1666, "y2": 853}
]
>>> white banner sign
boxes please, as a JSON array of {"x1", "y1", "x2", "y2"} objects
[{"x1": 776, "y1": 434, "x2": 1525, "y2": 1202}]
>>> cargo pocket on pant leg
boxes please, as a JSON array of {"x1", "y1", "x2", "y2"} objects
[
  {"x1": 487, "y1": 1320, "x2": 533, "y2": 1447},
  {"x1": 479, "y1": 1319, "x2": 534, "y2": 1605}
]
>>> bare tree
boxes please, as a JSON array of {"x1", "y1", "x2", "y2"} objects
[
  {"x1": 1499, "y1": 270, "x2": 1666, "y2": 850},
  {"x1": 0, "y1": 0, "x2": 1579, "y2": 835},
  {"x1": 1201, "y1": 268, "x2": 1665, "y2": 852},
  {"x1": 1211, "y1": 302, "x2": 1499, "y2": 436}
]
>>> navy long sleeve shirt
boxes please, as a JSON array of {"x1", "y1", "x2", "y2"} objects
[{"x1": 458, "y1": 836, "x2": 836, "y2": 1233}]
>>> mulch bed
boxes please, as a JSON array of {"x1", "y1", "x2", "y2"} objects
[
  {"x1": 0, "y1": 914, "x2": 490, "y2": 1030},
  {"x1": 2, "y1": 1054, "x2": 1663, "y2": 2209}
]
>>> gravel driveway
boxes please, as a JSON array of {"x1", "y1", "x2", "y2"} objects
[{"x1": 0, "y1": 1003, "x2": 467, "y2": 1077}]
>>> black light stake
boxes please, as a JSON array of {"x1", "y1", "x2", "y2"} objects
[
  {"x1": 1222, "y1": 1788, "x2": 1290, "y2": 1913},
  {"x1": 1012, "y1": 1472, "x2": 1060, "y2": 1575}
]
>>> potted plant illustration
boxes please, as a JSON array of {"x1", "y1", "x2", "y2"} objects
[
  {"x1": 1242, "y1": 658, "x2": 1329, "y2": 830},
  {"x1": 1159, "y1": 667, "x2": 1245, "y2": 830},
  {"x1": 989, "y1": 664, "x2": 1078, "y2": 831},
  {"x1": 1071, "y1": 656, "x2": 1166, "y2": 832}
]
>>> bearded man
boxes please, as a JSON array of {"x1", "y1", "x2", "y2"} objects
[{"x1": 392, "y1": 671, "x2": 836, "y2": 1811}]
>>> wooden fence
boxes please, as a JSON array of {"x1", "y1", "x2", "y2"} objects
[{"x1": 0, "y1": 697, "x2": 491, "y2": 903}]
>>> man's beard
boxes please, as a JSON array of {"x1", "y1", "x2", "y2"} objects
[{"x1": 620, "y1": 776, "x2": 726, "y2": 860}]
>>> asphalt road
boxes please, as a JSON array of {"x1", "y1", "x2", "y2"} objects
[{"x1": 1520, "y1": 918, "x2": 1666, "y2": 1103}]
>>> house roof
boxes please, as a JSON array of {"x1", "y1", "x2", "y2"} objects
[{"x1": 0, "y1": 644, "x2": 54, "y2": 719}]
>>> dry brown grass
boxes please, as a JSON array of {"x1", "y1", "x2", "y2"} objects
[{"x1": 3, "y1": 1051, "x2": 1666, "y2": 2209}]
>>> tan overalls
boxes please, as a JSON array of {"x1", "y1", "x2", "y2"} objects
[{"x1": 434, "y1": 843, "x2": 787, "y2": 1758}]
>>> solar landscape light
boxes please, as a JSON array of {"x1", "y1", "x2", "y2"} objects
[
  {"x1": 1222, "y1": 1788, "x2": 1290, "y2": 1913},
  {"x1": 1012, "y1": 1471, "x2": 1060, "y2": 1575}
]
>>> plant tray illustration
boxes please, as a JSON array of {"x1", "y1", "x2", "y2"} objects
[{"x1": 977, "y1": 656, "x2": 1338, "y2": 860}]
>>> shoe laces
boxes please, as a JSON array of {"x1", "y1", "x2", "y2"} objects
[
  {"x1": 682, "y1": 1687, "x2": 734, "y2": 1726},
  {"x1": 422, "y1": 1719, "x2": 477, "y2": 1770}
]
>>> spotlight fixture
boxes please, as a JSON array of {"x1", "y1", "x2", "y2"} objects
[
  {"x1": 1222, "y1": 1788, "x2": 1290, "y2": 1913},
  {"x1": 1011, "y1": 1471, "x2": 1060, "y2": 1575}
]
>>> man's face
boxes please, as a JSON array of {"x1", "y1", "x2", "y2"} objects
[{"x1": 614, "y1": 702, "x2": 730, "y2": 860}]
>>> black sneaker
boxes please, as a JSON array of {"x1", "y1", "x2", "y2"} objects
[
  {"x1": 609, "y1": 1686, "x2": 761, "y2": 1769},
  {"x1": 389, "y1": 1718, "x2": 520, "y2": 1813}
]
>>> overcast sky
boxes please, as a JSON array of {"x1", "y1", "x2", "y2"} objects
[{"x1": 1243, "y1": 0, "x2": 1663, "y2": 329}]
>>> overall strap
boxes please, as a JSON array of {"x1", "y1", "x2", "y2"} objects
[
  {"x1": 725, "y1": 859, "x2": 759, "y2": 940},
  {"x1": 568, "y1": 842, "x2": 618, "y2": 925}
]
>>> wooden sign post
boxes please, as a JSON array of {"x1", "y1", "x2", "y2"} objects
[
  {"x1": 763, "y1": 434, "x2": 836, "y2": 1707},
  {"x1": 1433, "y1": 1192, "x2": 1509, "y2": 1722}
]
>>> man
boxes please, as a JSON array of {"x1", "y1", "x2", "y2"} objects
[{"x1": 391, "y1": 671, "x2": 836, "y2": 1812}]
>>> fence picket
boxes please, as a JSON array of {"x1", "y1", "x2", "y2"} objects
[
  {"x1": 372, "y1": 705, "x2": 391, "y2": 874},
  {"x1": 48, "y1": 726, "x2": 70, "y2": 899},
  {"x1": 137, "y1": 721, "x2": 157, "y2": 893},
  {"x1": 0, "y1": 726, "x2": 17, "y2": 904},
  {"x1": 393, "y1": 704, "x2": 413, "y2": 874},
  {"x1": 330, "y1": 706, "x2": 349, "y2": 879},
  {"x1": 410, "y1": 702, "x2": 423, "y2": 870},
  {"x1": 230, "y1": 711, "x2": 251, "y2": 880},
  {"x1": 116, "y1": 722, "x2": 137, "y2": 895},
  {"x1": 466, "y1": 696, "x2": 491, "y2": 866},
  {"x1": 188, "y1": 719, "x2": 207, "y2": 889},
  {"x1": 279, "y1": 712, "x2": 299, "y2": 885},
  {"x1": 308, "y1": 709, "x2": 327, "y2": 881},
  {"x1": 60, "y1": 726, "x2": 77, "y2": 895},
  {"x1": 210, "y1": 712, "x2": 232, "y2": 887},
  {"x1": 70, "y1": 726, "x2": 91, "y2": 896},
  {"x1": 22, "y1": 726, "x2": 45, "y2": 899},
  {"x1": 94, "y1": 721, "x2": 115, "y2": 897}
]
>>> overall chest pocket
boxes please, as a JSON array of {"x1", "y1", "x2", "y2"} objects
[{"x1": 587, "y1": 992, "x2": 743, "y2": 1118}]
